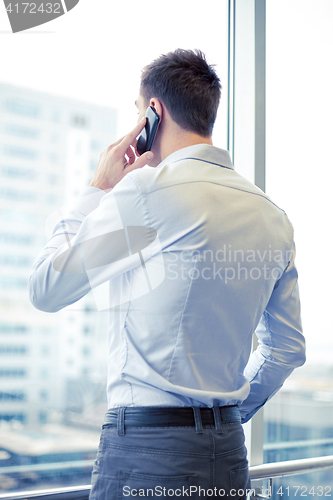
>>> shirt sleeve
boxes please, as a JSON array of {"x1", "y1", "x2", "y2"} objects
[
  {"x1": 28, "y1": 174, "x2": 153, "y2": 313},
  {"x1": 239, "y1": 242, "x2": 306, "y2": 423}
]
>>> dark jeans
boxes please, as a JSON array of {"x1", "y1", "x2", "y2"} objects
[{"x1": 89, "y1": 414, "x2": 251, "y2": 499}]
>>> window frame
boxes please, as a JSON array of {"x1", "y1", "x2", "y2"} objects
[{"x1": 228, "y1": 0, "x2": 266, "y2": 467}]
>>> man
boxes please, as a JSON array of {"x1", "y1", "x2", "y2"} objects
[{"x1": 29, "y1": 49, "x2": 305, "y2": 499}]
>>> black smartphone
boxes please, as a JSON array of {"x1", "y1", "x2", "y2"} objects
[{"x1": 136, "y1": 106, "x2": 160, "y2": 156}]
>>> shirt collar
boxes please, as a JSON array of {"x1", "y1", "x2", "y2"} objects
[{"x1": 156, "y1": 144, "x2": 234, "y2": 170}]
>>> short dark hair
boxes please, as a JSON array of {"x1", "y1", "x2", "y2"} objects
[{"x1": 140, "y1": 49, "x2": 221, "y2": 137}]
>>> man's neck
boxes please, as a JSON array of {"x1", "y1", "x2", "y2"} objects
[{"x1": 154, "y1": 131, "x2": 213, "y2": 167}]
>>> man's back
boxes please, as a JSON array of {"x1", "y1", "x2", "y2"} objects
[
  {"x1": 99, "y1": 144, "x2": 304, "y2": 420},
  {"x1": 29, "y1": 141, "x2": 304, "y2": 420},
  {"x1": 29, "y1": 49, "x2": 305, "y2": 498}
]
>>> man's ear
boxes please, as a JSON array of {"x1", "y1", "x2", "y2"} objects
[{"x1": 149, "y1": 98, "x2": 163, "y2": 121}]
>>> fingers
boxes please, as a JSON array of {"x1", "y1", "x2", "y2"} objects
[
  {"x1": 118, "y1": 118, "x2": 147, "y2": 153},
  {"x1": 105, "y1": 119, "x2": 146, "y2": 163},
  {"x1": 126, "y1": 146, "x2": 136, "y2": 165},
  {"x1": 124, "y1": 151, "x2": 154, "y2": 174},
  {"x1": 107, "y1": 135, "x2": 125, "y2": 151}
]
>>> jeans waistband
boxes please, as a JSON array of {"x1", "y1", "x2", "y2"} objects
[{"x1": 103, "y1": 405, "x2": 240, "y2": 435}]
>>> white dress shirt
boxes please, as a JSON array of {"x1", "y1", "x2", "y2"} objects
[{"x1": 29, "y1": 144, "x2": 306, "y2": 423}]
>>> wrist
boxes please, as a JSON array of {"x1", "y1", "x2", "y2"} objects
[{"x1": 88, "y1": 177, "x2": 111, "y2": 191}]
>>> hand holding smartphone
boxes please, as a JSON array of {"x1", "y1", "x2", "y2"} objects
[
  {"x1": 89, "y1": 119, "x2": 154, "y2": 191},
  {"x1": 136, "y1": 106, "x2": 160, "y2": 156}
]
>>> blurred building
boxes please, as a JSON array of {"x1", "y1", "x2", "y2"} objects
[
  {"x1": 0, "y1": 83, "x2": 116, "y2": 427},
  {"x1": 0, "y1": 421, "x2": 100, "y2": 492},
  {"x1": 263, "y1": 371, "x2": 333, "y2": 497}
]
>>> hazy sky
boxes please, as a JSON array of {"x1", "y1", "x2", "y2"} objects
[
  {"x1": 265, "y1": 1, "x2": 333, "y2": 363},
  {"x1": 0, "y1": 0, "x2": 228, "y2": 142}
]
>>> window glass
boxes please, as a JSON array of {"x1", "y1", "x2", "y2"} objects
[
  {"x1": 3, "y1": 99, "x2": 40, "y2": 118},
  {"x1": 0, "y1": 0, "x2": 229, "y2": 494},
  {"x1": 2, "y1": 145, "x2": 38, "y2": 159},
  {"x1": 0, "y1": 166, "x2": 37, "y2": 180},
  {"x1": 0, "y1": 123, "x2": 40, "y2": 139},
  {"x1": 265, "y1": 0, "x2": 333, "y2": 495}
]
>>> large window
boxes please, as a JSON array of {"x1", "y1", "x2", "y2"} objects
[
  {"x1": 0, "y1": 1, "x2": 229, "y2": 494},
  {"x1": 264, "y1": 0, "x2": 333, "y2": 496},
  {"x1": 2, "y1": 1, "x2": 331, "y2": 496}
]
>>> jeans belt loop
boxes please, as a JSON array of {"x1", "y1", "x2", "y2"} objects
[
  {"x1": 192, "y1": 407, "x2": 203, "y2": 434},
  {"x1": 118, "y1": 407, "x2": 125, "y2": 436},
  {"x1": 213, "y1": 406, "x2": 223, "y2": 434}
]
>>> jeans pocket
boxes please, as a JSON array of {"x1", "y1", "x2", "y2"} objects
[
  {"x1": 89, "y1": 435, "x2": 105, "y2": 499},
  {"x1": 229, "y1": 466, "x2": 251, "y2": 499},
  {"x1": 118, "y1": 470, "x2": 198, "y2": 499}
]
